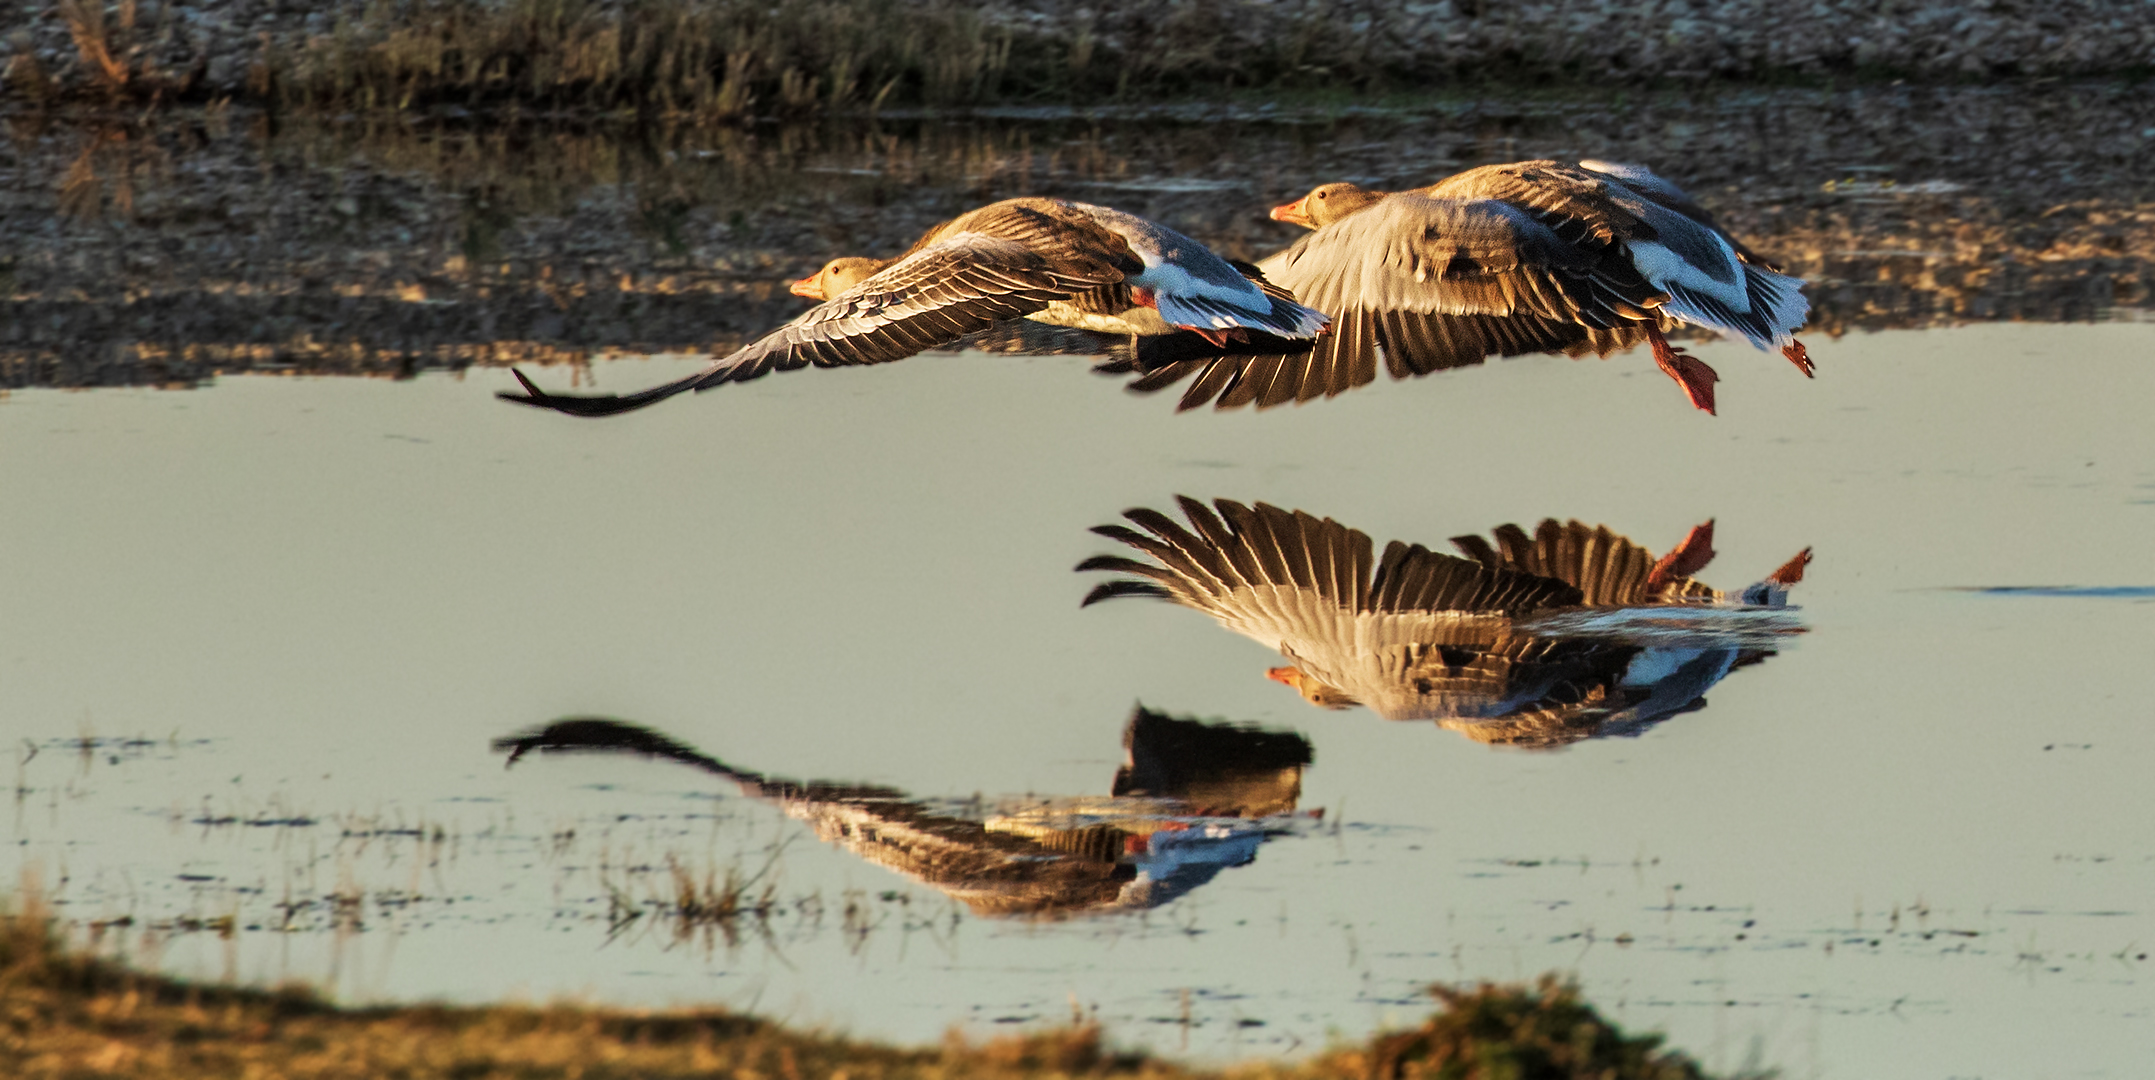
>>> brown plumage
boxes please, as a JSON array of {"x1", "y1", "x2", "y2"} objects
[
  {"x1": 1132, "y1": 160, "x2": 1809, "y2": 415},
  {"x1": 500, "y1": 199, "x2": 1147, "y2": 417},
  {"x1": 1079, "y1": 499, "x2": 1808, "y2": 731},
  {"x1": 503, "y1": 198, "x2": 1328, "y2": 417},
  {"x1": 494, "y1": 710, "x2": 1309, "y2": 918}
]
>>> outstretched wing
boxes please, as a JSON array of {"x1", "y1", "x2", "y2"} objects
[
  {"x1": 1111, "y1": 193, "x2": 1655, "y2": 412},
  {"x1": 1578, "y1": 159, "x2": 1779, "y2": 269},
  {"x1": 1445, "y1": 160, "x2": 1808, "y2": 348},
  {"x1": 1449, "y1": 518, "x2": 1722, "y2": 605},
  {"x1": 499, "y1": 203, "x2": 1141, "y2": 417},
  {"x1": 1121, "y1": 309, "x2": 1642, "y2": 412},
  {"x1": 1265, "y1": 194, "x2": 1654, "y2": 325},
  {"x1": 1078, "y1": 498, "x2": 1582, "y2": 669}
]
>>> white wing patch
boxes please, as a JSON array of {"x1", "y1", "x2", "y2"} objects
[
  {"x1": 1131, "y1": 259, "x2": 1269, "y2": 309},
  {"x1": 1626, "y1": 237, "x2": 1749, "y2": 314}
]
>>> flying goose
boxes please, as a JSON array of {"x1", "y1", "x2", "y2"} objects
[
  {"x1": 1129, "y1": 160, "x2": 1808, "y2": 415},
  {"x1": 498, "y1": 198, "x2": 1328, "y2": 418},
  {"x1": 1078, "y1": 498, "x2": 1810, "y2": 743},
  {"x1": 494, "y1": 709, "x2": 1312, "y2": 917},
  {"x1": 789, "y1": 246, "x2": 1314, "y2": 346}
]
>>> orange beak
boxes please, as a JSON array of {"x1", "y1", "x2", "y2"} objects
[
  {"x1": 788, "y1": 276, "x2": 823, "y2": 299},
  {"x1": 1268, "y1": 198, "x2": 1313, "y2": 227},
  {"x1": 1265, "y1": 665, "x2": 1303, "y2": 688}
]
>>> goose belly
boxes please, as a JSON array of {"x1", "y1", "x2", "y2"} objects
[{"x1": 1027, "y1": 301, "x2": 1175, "y2": 336}]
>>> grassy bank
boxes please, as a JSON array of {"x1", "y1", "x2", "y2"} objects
[
  {"x1": 0, "y1": 902, "x2": 1741, "y2": 1079},
  {"x1": 13, "y1": 0, "x2": 2155, "y2": 118},
  {"x1": 14, "y1": 0, "x2": 1358, "y2": 116}
]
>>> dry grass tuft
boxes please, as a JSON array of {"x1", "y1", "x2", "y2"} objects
[
  {"x1": 48, "y1": 0, "x2": 201, "y2": 103},
  {"x1": 1337, "y1": 977, "x2": 1744, "y2": 1080},
  {"x1": 273, "y1": 0, "x2": 1014, "y2": 117},
  {"x1": 263, "y1": 0, "x2": 1349, "y2": 118},
  {"x1": 56, "y1": 0, "x2": 131, "y2": 92},
  {"x1": 1, "y1": 893, "x2": 1754, "y2": 1080}
]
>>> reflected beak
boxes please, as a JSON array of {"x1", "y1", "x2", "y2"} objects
[
  {"x1": 788, "y1": 276, "x2": 823, "y2": 299},
  {"x1": 1265, "y1": 665, "x2": 1303, "y2": 688},
  {"x1": 1269, "y1": 198, "x2": 1312, "y2": 227}
]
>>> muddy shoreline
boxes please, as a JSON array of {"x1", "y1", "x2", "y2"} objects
[{"x1": 5, "y1": 81, "x2": 2154, "y2": 390}]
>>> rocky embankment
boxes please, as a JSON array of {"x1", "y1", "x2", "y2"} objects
[{"x1": 4, "y1": 81, "x2": 2155, "y2": 389}]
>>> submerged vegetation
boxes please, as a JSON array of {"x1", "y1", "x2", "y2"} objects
[{"x1": 0, "y1": 900, "x2": 1744, "y2": 1080}]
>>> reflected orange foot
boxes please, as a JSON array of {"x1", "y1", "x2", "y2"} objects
[
  {"x1": 1647, "y1": 328, "x2": 1719, "y2": 415},
  {"x1": 1647, "y1": 520, "x2": 1718, "y2": 591},
  {"x1": 1783, "y1": 339, "x2": 1815, "y2": 378},
  {"x1": 1768, "y1": 547, "x2": 1814, "y2": 586}
]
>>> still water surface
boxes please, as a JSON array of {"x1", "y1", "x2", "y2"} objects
[{"x1": 6, "y1": 322, "x2": 2155, "y2": 1076}]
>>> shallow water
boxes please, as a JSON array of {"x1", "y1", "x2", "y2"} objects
[{"x1": 7, "y1": 315, "x2": 2155, "y2": 1075}]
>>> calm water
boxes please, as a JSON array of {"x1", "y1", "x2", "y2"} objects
[{"x1": 7, "y1": 316, "x2": 2155, "y2": 1076}]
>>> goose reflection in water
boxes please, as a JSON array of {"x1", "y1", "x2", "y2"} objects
[
  {"x1": 493, "y1": 708, "x2": 1315, "y2": 919},
  {"x1": 1078, "y1": 499, "x2": 1812, "y2": 748}
]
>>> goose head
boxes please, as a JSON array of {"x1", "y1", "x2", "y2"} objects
[
  {"x1": 1269, "y1": 182, "x2": 1388, "y2": 229},
  {"x1": 1266, "y1": 665, "x2": 1358, "y2": 710},
  {"x1": 788, "y1": 256, "x2": 890, "y2": 300}
]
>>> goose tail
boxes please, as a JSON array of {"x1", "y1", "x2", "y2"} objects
[
  {"x1": 1153, "y1": 291, "x2": 1330, "y2": 341},
  {"x1": 1657, "y1": 264, "x2": 1810, "y2": 350}
]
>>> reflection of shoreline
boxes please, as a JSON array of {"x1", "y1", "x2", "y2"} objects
[{"x1": 9, "y1": 85, "x2": 2155, "y2": 389}]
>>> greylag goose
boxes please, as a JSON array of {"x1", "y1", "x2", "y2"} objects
[
  {"x1": 494, "y1": 709, "x2": 1312, "y2": 917},
  {"x1": 499, "y1": 198, "x2": 1328, "y2": 417},
  {"x1": 1078, "y1": 498, "x2": 1810, "y2": 744},
  {"x1": 1131, "y1": 160, "x2": 1808, "y2": 415},
  {"x1": 790, "y1": 248, "x2": 1314, "y2": 346}
]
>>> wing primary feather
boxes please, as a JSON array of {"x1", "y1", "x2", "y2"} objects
[{"x1": 1080, "y1": 581, "x2": 1174, "y2": 607}]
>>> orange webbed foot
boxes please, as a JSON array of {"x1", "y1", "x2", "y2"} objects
[
  {"x1": 1190, "y1": 327, "x2": 1251, "y2": 349},
  {"x1": 1647, "y1": 520, "x2": 1718, "y2": 592},
  {"x1": 1767, "y1": 548, "x2": 1813, "y2": 586},
  {"x1": 1782, "y1": 340, "x2": 1815, "y2": 378},
  {"x1": 1647, "y1": 327, "x2": 1719, "y2": 415}
]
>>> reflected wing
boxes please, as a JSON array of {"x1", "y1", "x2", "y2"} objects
[
  {"x1": 1077, "y1": 498, "x2": 1584, "y2": 684},
  {"x1": 500, "y1": 204, "x2": 1141, "y2": 417},
  {"x1": 1357, "y1": 632, "x2": 1643, "y2": 726},
  {"x1": 1448, "y1": 519, "x2": 1721, "y2": 606},
  {"x1": 492, "y1": 711, "x2": 1292, "y2": 919}
]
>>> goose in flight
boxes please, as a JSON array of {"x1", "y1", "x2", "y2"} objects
[
  {"x1": 1127, "y1": 160, "x2": 1808, "y2": 415},
  {"x1": 497, "y1": 198, "x2": 1328, "y2": 417},
  {"x1": 493, "y1": 709, "x2": 1314, "y2": 917},
  {"x1": 1078, "y1": 498, "x2": 1811, "y2": 745}
]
